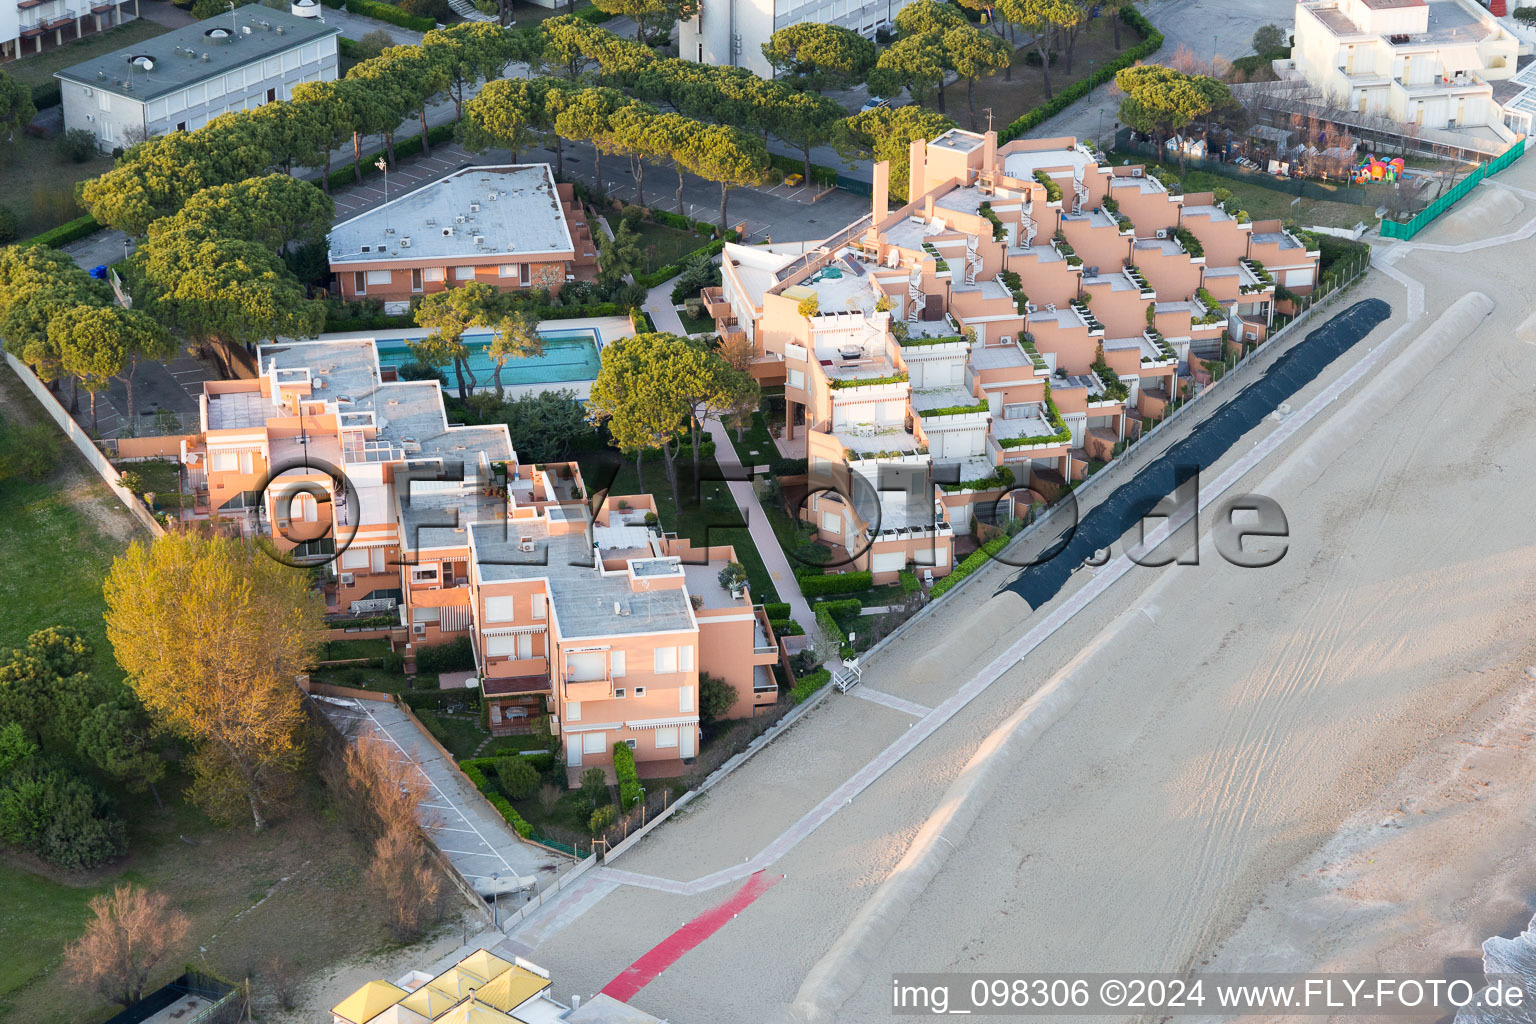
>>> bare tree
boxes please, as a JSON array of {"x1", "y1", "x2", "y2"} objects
[
  {"x1": 63, "y1": 885, "x2": 191, "y2": 1009},
  {"x1": 263, "y1": 955, "x2": 301, "y2": 1012},
  {"x1": 321, "y1": 727, "x2": 430, "y2": 841},
  {"x1": 366, "y1": 828, "x2": 445, "y2": 942}
]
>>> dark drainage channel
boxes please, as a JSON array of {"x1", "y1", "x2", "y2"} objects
[{"x1": 998, "y1": 298, "x2": 1392, "y2": 610}]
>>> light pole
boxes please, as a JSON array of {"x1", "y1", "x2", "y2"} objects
[{"x1": 376, "y1": 156, "x2": 390, "y2": 233}]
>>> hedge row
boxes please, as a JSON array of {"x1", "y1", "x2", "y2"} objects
[
  {"x1": 795, "y1": 570, "x2": 872, "y2": 597},
  {"x1": 928, "y1": 536, "x2": 1009, "y2": 599},
  {"x1": 766, "y1": 152, "x2": 838, "y2": 188},
  {"x1": 790, "y1": 668, "x2": 831, "y2": 704},
  {"x1": 324, "y1": 300, "x2": 627, "y2": 335},
  {"x1": 324, "y1": 121, "x2": 457, "y2": 192},
  {"x1": 769, "y1": 617, "x2": 804, "y2": 636},
  {"x1": 632, "y1": 238, "x2": 729, "y2": 289},
  {"x1": 461, "y1": 751, "x2": 554, "y2": 774},
  {"x1": 612, "y1": 742, "x2": 642, "y2": 810},
  {"x1": 813, "y1": 598, "x2": 861, "y2": 656},
  {"x1": 771, "y1": 456, "x2": 808, "y2": 477},
  {"x1": 762, "y1": 602, "x2": 791, "y2": 620},
  {"x1": 20, "y1": 214, "x2": 102, "y2": 249},
  {"x1": 461, "y1": 762, "x2": 534, "y2": 838},
  {"x1": 344, "y1": 0, "x2": 438, "y2": 31},
  {"x1": 401, "y1": 687, "x2": 479, "y2": 711},
  {"x1": 31, "y1": 81, "x2": 61, "y2": 111},
  {"x1": 998, "y1": 7, "x2": 1165, "y2": 144}
]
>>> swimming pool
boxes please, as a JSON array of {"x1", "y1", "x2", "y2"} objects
[{"x1": 374, "y1": 328, "x2": 603, "y2": 388}]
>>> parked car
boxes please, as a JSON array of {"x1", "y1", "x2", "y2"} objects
[{"x1": 859, "y1": 96, "x2": 889, "y2": 113}]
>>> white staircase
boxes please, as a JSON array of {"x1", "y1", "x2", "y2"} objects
[
  {"x1": 833, "y1": 659, "x2": 862, "y2": 693},
  {"x1": 1072, "y1": 171, "x2": 1089, "y2": 216},
  {"x1": 1021, "y1": 200, "x2": 1038, "y2": 249},
  {"x1": 964, "y1": 234, "x2": 982, "y2": 285},
  {"x1": 448, "y1": 0, "x2": 499, "y2": 22},
  {"x1": 907, "y1": 265, "x2": 924, "y2": 323}
]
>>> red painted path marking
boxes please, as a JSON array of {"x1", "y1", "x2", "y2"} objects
[{"x1": 600, "y1": 870, "x2": 782, "y2": 1002}]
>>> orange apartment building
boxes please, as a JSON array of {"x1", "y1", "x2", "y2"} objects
[
  {"x1": 328, "y1": 164, "x2": 599, "y2": 308},
  {"x1": 704, "y1": 129, "x2": 1320, "y2": 546},
  {"x1": 179, "y1": 338, "x2": 777, "y2": 782}
]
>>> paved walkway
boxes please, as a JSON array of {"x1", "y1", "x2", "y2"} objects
[
  {"x1": 642, "y1": 281, "x2": 687, "y2": 335},
  {"x1": 318, "y1": 697, "x2": 562, "y2": 887},
  {"x1": 703, "y1": 419, "x2": 820, "y2": 646}
]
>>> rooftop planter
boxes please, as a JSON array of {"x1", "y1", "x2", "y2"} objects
[
  {"x1": 900, "y1": 334, "x2": 968, "y2": 348},
  {"x1": 1142, "y1": 328, "x2": 1176, "y2": 363},
  {"x1": 922, "y1": 241, "x2": 951, "y2": 274},
  {"x1": 918, "y1": 400, "x2": 989, "y2": 417},
  {"x1": 939, "y1": 464, "x2": 1015, "y2": 493},
  {"x1": 828, "y1": 371, "x2": 909, "y2": 390},
  {"x1": 999, "y1": 269, "x2": 1030, "y2": 314},
  {"x1": 998, "y1": 385, "x2": 1071, "y2": 448},
  {"x1": 1052, "y1": 231, "x2": 1083, "y2": 268},
  {"x1": 1195, "y1": 287, "x2": 1225, "y2": 325},
  {"x1": 1018, "y1": 333, "x2": 1049, "y2": 373},
  {"x1": 1069, "y1": 298, "x2": 1103, "y2": 332},
  {"x1": 1239, "y1": 257, "x2": 1275, "y2": 293},
  {"x1": 1174, "y1": 227, "x2": 1204, "y2": 259},
  {"x1": 977, "y1": 201, "x2": 1008, "y2": 242},
  {"x1": 1124, "y1": 264, "x2": 1152, "y2": 296},
  {"x1": 1033, "y1": 170, "x2": 1064, "y2": 204}
]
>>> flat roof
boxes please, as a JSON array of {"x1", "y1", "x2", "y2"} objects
[
  {"x1": 329, "y1": 166, "x2": 574, "y2": 266},
  {"x1": 1362, "y1": 0, "x2": 1424, "y2": 9},
  {"x1": 55, "y1": 6, "x2": 336, "y2": 102},
  {"x1": 255, "y1": 339, "x2": 513, "y2": 467},
  {"x1": 470, "y1": 516, "x2": 695, "y2": 638}
]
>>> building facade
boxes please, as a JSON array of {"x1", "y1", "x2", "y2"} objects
[
  {"x1": 54, "y1": 5, "x2": 337, "y2": 152},
  {"x1": 328, "y1": 165, "x2": 599, "y2": 308},
  {"x1": 178, "y1": 337, "x2": 777, "y2": 782},
  {"x1": 706, "y1": 130, "x2": 1320, "y2": 560},
  {"x1": 1291, "y1": 0, "x2": 1518, "y2": 137},
  {"x1": 2, "y1": 0, "x2": 139, "y2": 62},
  {"x1": 678, "y1": 0, "x2": 914, "y2": 77}
]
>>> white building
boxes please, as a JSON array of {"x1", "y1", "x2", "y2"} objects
[
  {"x1": 1, "y1": 0, "x2": 139, "y2": 62},
  {"x1": 54, "y1": 5, "x2": 338, "y2": 152},
  {"x1": 679, "y1": 0, "x2": 914, "y2": 77},
  {"x1": 1291, "y1": 0, "x2": 1519, "y2": 137}
]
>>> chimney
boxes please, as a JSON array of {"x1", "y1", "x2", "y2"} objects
[
  {"x1": 907, "y1": 137, "x2": 927, "y2": 204},
  {"x1": 983, "y1": 129, "x2": 998, "y2": 175},
  {"x1": 872, "y1": 159, "x2": 890, "y2": 220}
]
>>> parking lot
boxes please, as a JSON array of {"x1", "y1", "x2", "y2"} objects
[{"x1": 318, "y1": 697, "x2": 563, "y2": 893}]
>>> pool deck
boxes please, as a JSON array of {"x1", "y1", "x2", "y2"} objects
[{"x1": 310, "y1": 315, "x2": 633, "y2": 400}]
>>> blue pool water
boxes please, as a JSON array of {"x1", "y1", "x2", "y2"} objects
[{"x1": 375, "y1": 328, "x2": 602, "y2": 388}]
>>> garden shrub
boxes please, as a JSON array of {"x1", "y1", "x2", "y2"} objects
[
  {"x1": 496, "y1": 756, "x2": 541, "y2": 800},
  {"x1": 929, "y1": 536, "x2": 1009, "y2": 598},
  {"x1": 795, "y1": 570, "x2": 872, "y2": 597},
  {"x1": 612, "y1": 742, "x2": 642, "y2": 811},
  {"x1": 789, "y1": 668, "x2": 831, "y2": 704},
  {"x1": 762, "y1": 602, "x2": 791, "y2": 619},
  {"x1": 415, "y1": 635, "x2": 474, "y2": 674},
  {"x1": 589, "y1": 804, "x2": 617, "y2": 833}
]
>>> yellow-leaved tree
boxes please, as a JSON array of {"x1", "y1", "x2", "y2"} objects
[{"x1": 103, "y1": 533, "x2": 327, "y2": 830}]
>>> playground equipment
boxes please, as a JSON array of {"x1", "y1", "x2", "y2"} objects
[{"x1": 1352, "y1": 154, "x2": 1406, "y2": 183}]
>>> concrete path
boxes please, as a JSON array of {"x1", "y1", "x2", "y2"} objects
[
  {"x1": 642, "y1": 281, "x2": 686, "y2": 335},
  {"x1": 318, "y1": 697, "x2": 562, "y2": 885},
  {"x1": 703, "y1": 419, "x2": 820, "y2": 644}
]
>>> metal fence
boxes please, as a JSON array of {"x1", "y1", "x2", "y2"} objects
[
  {"x1": 99, "y1": 972, "x2": 240, "y2": 1024},
  {"x1": 1380, "y1": 137, "x2": 1528, "y2": 240}
]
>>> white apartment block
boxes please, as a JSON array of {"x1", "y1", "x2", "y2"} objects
[
  {"x1": 679, "y1": 0, "x2": 914, "y2": 77},
  {"x1": 54, "y1": 4, "x2": 337, "y2": 152},
  {"x1": 1, "y1": 0, "x2": 138, "y2": 62},
  {"x1": 1292, "y1": 0, "x2": 1518, "y2": 137}
]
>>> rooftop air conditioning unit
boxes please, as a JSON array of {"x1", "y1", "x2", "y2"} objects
[
  {"x1": 442, "y1": 227, "x2": 453, "y2": 236},
  {"x1": 518, "y1": 536, "x2": 535, "y2": 552},
  {"x1": 200, "y1": 53, "x2": 210, "y2": 61},
  {"x1": 400, "y1": 236, "x2": 410, "y2": 248},
  {"x1": 1131, "y1": 167, "x2": 1143, "y2": 177},
  {"x1": 488, "y1": 192, "x2": 498, "y2": 201},
  {"x1": 470, "y1": 202, "x2": 480, "y2": 212},
  {"x1": 339, "y1": 572, "x2": 354, "y2": 585},
  {"x1": 455, "y1": 214, "x2": 465, "y2": 224},
  {"x1": 1155, "y1": 228, "x2": 1168, "y2": 239},
  {"x1": 473, "y1": 235, "x2": 485, "y2": 246}
]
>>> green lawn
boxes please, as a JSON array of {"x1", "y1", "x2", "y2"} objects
[
  {"x1": 3, "y1": 20, "x2": 170, "y2": 89},
  {"x1": 580, "y1": 449, "x2": 780, "y2": 604},
  {"x1": 724, "y1": 411, "x2": 776, "y2": 468},
  {"x1": 0, "y1": 133, "x2": 111, "y2": 245},
  {"x1": 0, "y1": 862, "x2": 108, "y2": 1013},
  {"x1": 630, "y1": 220, "x2": 710, "y2": 274},
  {"x1": 321, "y1": 637, "x2": 392, "y2": 662},
  {"x1": 677, "y1": 309, "x2": 716, "y2": 335},
  {"x1": 1111, "y1": 151, "x2": 1384, "y2": 230}
]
